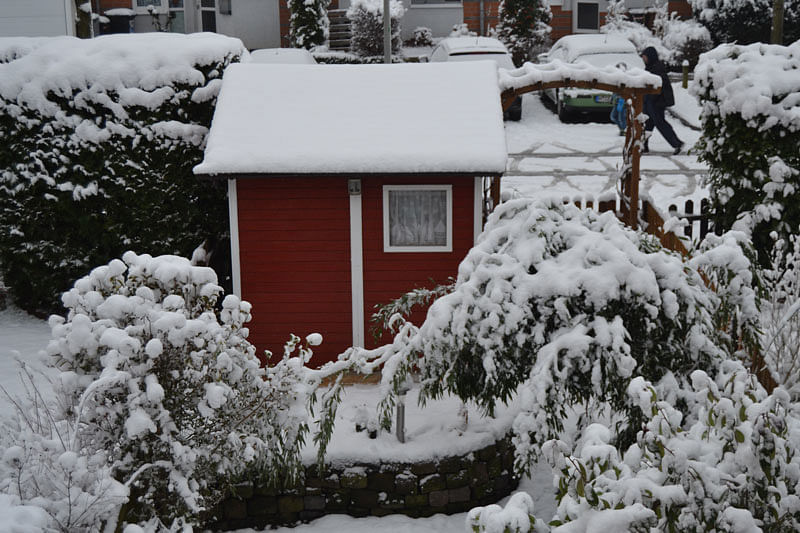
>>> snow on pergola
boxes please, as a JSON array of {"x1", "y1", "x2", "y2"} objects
[{"x1": 498, "y1": 60, "x2": 663, "y2": 230}]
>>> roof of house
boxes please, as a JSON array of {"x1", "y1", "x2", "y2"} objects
[{"x1": 193, "y1": 62, "x2": 508, "y2": 176}]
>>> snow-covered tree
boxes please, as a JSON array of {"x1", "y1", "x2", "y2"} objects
[
  {"x1": 692, "y1": 41, "x2": 800, "y2": 266},
  {"x1": 371, "y1": 200, "x2": 759, "y2": 474},
  {"x1": 495, "y1": 0, "x2": 552, "y2": 66},
  {"x1": 288, "y1": 0, "x2": 329, "y2": 49},
  {"x1": 1, "y1": 252, "x2": 349, "y2": 528},
  {"x1": 347, "y1": 0, "x2": 405, "y2": 57}
]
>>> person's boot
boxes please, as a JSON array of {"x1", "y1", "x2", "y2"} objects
[
  {"x1": 673, "y1": 141, "x2": 684, "y2": 155},
  {"x1": 642, "y1": 132, "x2": 651, "y2": 154}
]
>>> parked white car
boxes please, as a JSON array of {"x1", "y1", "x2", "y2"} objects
[
  {"x1": 539, "y1": 34, "x2": 644, "y2": 121},
  {"x1": 249, "y1": 48, "x2": 317, "y2": 65},
  {"x1": 428, "y1": 37, "x2": 522, "y2": 121}
]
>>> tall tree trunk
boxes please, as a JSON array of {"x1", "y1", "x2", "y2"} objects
[{"x1": 771, "y1": 0, "x2": 785, "y2": 44}]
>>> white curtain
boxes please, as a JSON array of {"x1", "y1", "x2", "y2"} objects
[{"x1": 389, "y1": 190, "x2": 447, "y2": 247}]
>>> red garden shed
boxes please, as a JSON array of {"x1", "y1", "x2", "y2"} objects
[{"x1": 194, "y1": 62, "x2": 507, "y2": 365}]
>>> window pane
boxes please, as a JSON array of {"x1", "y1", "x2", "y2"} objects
[
  {"x1": 201, "y1": 10, "x2": 216, "y2": 31},
  {"x1": 137, "y1": 0, "x2": 160, "y2": 6},
  {"x1": 577, "y1": 3, "x2": 599, "y2": 29},
  {"x1": 169, "y1": 11, "x2": 185, "y2": 33},
  {"x1": 201, "y1": 0, "x2": 215, "y2": 7},
  {"x1": 169, "y1": 0, "x2": 184, "y2": 7},
  {"x1": 389, "y1": 190, "x2": 448, "y2": 247}
]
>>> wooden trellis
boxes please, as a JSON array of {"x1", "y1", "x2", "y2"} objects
[{"x1": 499, "y1": 79, "x2": 661, "y2": 230}]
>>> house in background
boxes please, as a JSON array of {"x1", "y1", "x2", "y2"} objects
[
  {"x1": 0, "y1": 0, "x2": 76, "y2": 37},
  {"x1": 88, "y1": 0, "x2": 691, "y2": 51},
  {"x1": 193, "y1": 61, "x2": 507, "y2": 365}
]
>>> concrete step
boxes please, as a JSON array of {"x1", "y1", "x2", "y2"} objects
[{"x1": 329, "y1": 39, "x2": 351, "y2": 50}]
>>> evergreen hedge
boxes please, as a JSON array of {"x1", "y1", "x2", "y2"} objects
[
  {"x1": 0, "y1": 34, "x2": 245, "y2": 316},
  {"x1": 693, "y1": 42, "x2": 800, "y2": 265}
]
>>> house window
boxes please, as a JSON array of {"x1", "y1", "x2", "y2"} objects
[
  {"x1": 383, "y1": 185, "x2": 452, "y2": 252},
  {"x1": 133, "y1": 0, "x2": 185, "y2": 32},
  {"x1": 575, "y1": 2, "x2": 600, "y2": 31}
]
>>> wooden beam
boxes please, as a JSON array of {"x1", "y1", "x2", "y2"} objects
[
  {"x1": 627, "y1": 95, "x2": 644, "y2": 229},
  {"x1": 500, "y1": 81, "x2": 659, "y2": 111}
]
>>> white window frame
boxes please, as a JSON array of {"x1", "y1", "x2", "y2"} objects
[
  {"x1": 133, "y1": 0, "x2": 164, "y2": 14},
  {"x1": 383, "y1": 185, "x2": 453, "y2": 253},
  {"x1": 573, "y1": 0, "x2": 601, "y2": 33}
]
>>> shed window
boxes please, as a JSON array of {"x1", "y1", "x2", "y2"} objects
[{"x1": 383, "y1": 185, "x2": 452, "y2": 252}]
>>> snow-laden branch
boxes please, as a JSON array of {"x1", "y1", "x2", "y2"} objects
[{"x1": 499, "y1": 59, "x2": 661, "y2": 93}]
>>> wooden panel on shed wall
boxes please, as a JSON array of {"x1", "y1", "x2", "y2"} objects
[
  {"x1": 236, "y1": 177, "x2": 352, "y2": 366},
  {"x1": 361, "y1": 175, "x2": 475, "y2": 348}
]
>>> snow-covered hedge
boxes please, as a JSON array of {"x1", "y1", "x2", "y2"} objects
[
  {"x1": 371, "y1": 200, "x2": 756, "y2": 474},
  {"x1": 692, "y1": 41, "x2": 800, "y2": 264},
  {"x1": 1, "y1": 252, "x2": 349, "y2": 529},
  {"x1": 347, "y1": 0, "x2": 404, "y2": 57},
  {"x1": 0, "y1": 33, "x2": 245, "y2": 316},
  {"x1": 690, "y1": 0, "x2": 800, "y2": 45}
]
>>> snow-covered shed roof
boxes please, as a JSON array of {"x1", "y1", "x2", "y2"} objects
[{"x1": 193, "y1": 62, "x2": 508, "y2": 176}]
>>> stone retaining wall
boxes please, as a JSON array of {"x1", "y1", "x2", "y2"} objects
[{"x1": 211, "y1": 435, "x2": 519, "y2": 530}]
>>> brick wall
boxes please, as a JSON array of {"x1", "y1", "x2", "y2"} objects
[
  {"x1": 462, "y1": 0, "x2": 500, "y2": 35},
  {"x1": 98, "y1": 0, "x2": 133, "y2": 10},
  {"x1": 550, "y1": 5, "x2": 572, "y2": 41},
  {"x1": 212, "y1": 435, "x2": 519, "y2": 529},
  {"x1": 667, "y1": 0, "x2": 692, "y2": 19}
]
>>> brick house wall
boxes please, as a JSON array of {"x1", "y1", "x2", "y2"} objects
[{"x1": 97, "y1": 0, "x2": 134, "y2": 11}]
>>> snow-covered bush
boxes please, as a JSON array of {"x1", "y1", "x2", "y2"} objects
[
  {"x1": 288, "y1": 0, "x2": 329, "y2": 49},
  {"x1": 544, "y1": 362, "x2": 800, "y2": 531},
  {"x1": 602, "y1": 1, "x2": 711, "y2": 69},
  {"x1": 1, "y1": 252, "x2": 349, "y2": 528},
  {"x1": 347, "y1": 0, "x2": 404, "y2": 57},
  {"x1": 690, "y1": 0, "x2": 800, "y2": 45},
  {"x1": 450, "y1": 23, "x2": 476, "y2": 37},
  {"x1": 692, "y1": 41, "x2": 800, "y2": 266},
  {"x1": 373, "y1": 199, "x2": 738, "y2": 473},
  {"x1": 406, "y1": 26, "x2": 434, "y2": 47},
  {"x1": 656, "y1": 13, "x2": 712, "y2": 68},
  {"x1": 495, "y1": 0, "x2": 552, "y2": 66},
  {"x1": 0, "y1": 366, "x2": 128, "y2": 532},
  {"x1": 761, "y1": 234, "x2": 800, "y2": 395},
  {"x1": 0, "y1": 34, "x2": 245, "y2": 317}
]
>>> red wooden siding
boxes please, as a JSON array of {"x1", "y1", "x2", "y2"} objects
[
  {"x1": 236, "y1": 177, "x2": 352, "y2": 365},
  {"x1": 360, "y1": 176, "x2": 475, "y2": 349}
]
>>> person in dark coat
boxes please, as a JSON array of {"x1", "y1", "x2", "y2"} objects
[{"x1": 640, "y1": 46, "x2": 684, "y2": 155}]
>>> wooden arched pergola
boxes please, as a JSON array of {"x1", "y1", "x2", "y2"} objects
[{"x1": 497, "y1": 64, "x2": 662, "y2": 230}]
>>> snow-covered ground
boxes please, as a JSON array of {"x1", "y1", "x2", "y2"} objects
[
  {"x1": 0, "y1": 81, "x2": 705, "y2": 532},
  {"x1": 504, "y1": 82, "x2": 707, "y2": 215}
]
